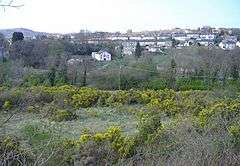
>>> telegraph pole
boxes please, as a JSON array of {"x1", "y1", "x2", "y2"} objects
[{"x1": 119, "y1": 65, "x2": 122, "y2": 90}]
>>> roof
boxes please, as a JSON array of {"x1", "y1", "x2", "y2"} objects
[{"x1": 221, "y1": 40, "x2": 236, "y2": 44}]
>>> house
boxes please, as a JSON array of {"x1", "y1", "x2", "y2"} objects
[
  {"x1": 186, "y1": 33, "x2": 199, "y2": 39},
  {"x1": 107, "y1": 36, "x2": 129, "y2": 41},
  {"x1": 139, "y1": 41, "x2": 156, "y2": 47},
  {"x1": 129, "y1": 36, "x2": 142, "y2": 40},
  {"x1": 147, "y1": 46, "x2": 163, "y2": 53},
  {"x1": 67, "y1": 56, "x2": 95, "y2": 65},
  {"x1": 156, "y1": 40, "x2": 173, "y2": 48},
  {"x1": 199, "y1": 33, "x2": 215, "y2": 40},
  {"x1": 224, "y1": 35, "x2": 238, "y2": 42},
  {"x1": 92, "y1": 51, "x2": 111, "y2": 61},
  {"x1": 219, "y1": 40, "x2": 236, "y2": 50},
  {"x1": 142, "y1": 36, "x2": 155, "y2": 40},
  {"x1": 67, "y1": 58, "x2": 83, "y2": 65},
  {"x1": 122, "y1": 41, "x2": 137, "y2": 55},
  {"x1": 176, "y1": 41, "x2": 186, "y2": 49},
  {"x1": 236, "y1": 41, "x2": 240, "y2": 47},
  {"x1": 197, "y1": 39, "x2": 214, "y2": 47},
  {"x1": 157, "y1": 33, "x2": 171, "y2": 40},
  {"x1": 172, "y1": 33, "x2": 189, "y2": 41}
]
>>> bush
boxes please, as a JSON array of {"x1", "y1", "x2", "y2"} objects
[
  {"x1": 71, "y1": 87, "x2": 99, "y2": 109},
  {"x1": 0, "y1": 136, "x2": 32, "y2": 165},
  {"x1": 228, "y1": 124, "x2": 240, "y2": 148},
  {"x1": 198, "y1": 99, "x2": 240, "y2": 128},
  {"x1": 137, "y1": 111, "x2": 163, "y2": 142},
  {"x1": 3, "y1": 100, "x2": 13, "y2": 110},
  {"x1": 50, "y1": 109, "x2": 77, "y2": 122}
]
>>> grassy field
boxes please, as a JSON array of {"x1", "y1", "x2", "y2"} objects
[
  {"x1": 0, "y1": 107, "x2": 138, "y2": 139},
  {"x1": 0, "y1": 86, "x2": 240, "y2": 166}
]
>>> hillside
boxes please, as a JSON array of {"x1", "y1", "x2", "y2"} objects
[{"x1": 0, "y1": 28, "x2": 48, "y2": 38}]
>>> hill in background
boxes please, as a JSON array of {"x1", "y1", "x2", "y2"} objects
[{"x1": 0, "y1": 28, "x2": 49, "y2": 39}]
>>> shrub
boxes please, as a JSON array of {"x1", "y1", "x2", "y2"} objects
[
  {"x1": 0, "y1": 136, "x2": 32, "y2": 165},
  {"x1": 106, "y1": 91, "x2": 131, "y2": 107},
  {"x1": 71, "y1": 87, "x2": 99, "y2": 109},
  {"x1": 198, "y1": 99, "x2": 240, "y2": 128},
  {"x1": 137, "y1": 112, "x2": 163, "y2": 142},
  {"x1": 3, "y1": 100, "x2": 13, "y2": 110},
  {"x1": 50, "y1": 109, "x2": 77, "y2": 122},
  {"x1": 228, "y1": 124, "x2": 240, "y2": 148},
  {"x1": 70, "y1": 127, "x2": 136, "y2": 160}
]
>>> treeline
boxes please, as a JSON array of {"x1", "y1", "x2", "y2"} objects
[{"x1": 1, "y1": 32, "x2": 240, "y2": 90}]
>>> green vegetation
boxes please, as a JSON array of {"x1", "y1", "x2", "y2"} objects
[
  {"x1": 0, "y1": 86, "x2": 240, "y2": 165},
  {"x1": 1, "y1": 33, "x2": 240, "y2": 165}
]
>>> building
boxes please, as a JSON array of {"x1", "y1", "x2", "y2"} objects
[
  {"x1": 107, "y1": 36, "x2": 129, "y2": 41},
  {"x1": 157, "y1": 33, "x2": 171, "y2": 40},
  {"x1": 172, "y1": 33, "x2": 190, "y2": 41},
  {"x1": 122, "y1": 41, "x2": 137, "y2": 55},
  {"x1": 199, "y1": 33, "x2": 215, "y2": 40},
  {"x1": 224, "y1": 35, "x2": 238, "y2": 42},
  {"x1": 236, "y1": 41, "x2": 240, "y2": 47},
  {"x1": 129, "y1": 36, "x2": 142, "y2": 40},
  {"x1": 197, "y1": 39, "x2": 214, "y2": 47},
  {"x1": 219, "y1": 40, "x2": 236, "y2": 50},
  {"x1": 147, "y1": 46, "x2": 163, "y2": 53},
  {"x1": 186, "y1": 33, "x2": 200, "y2": 39},
  {"x1": 67, "y1": 56, "x2": 95, "y2": 65},
  {"x1": 142, "y1": 36, "x2": 155, "y2": 40},
  {"x1": 139, "y1": 41, "x2": 156, "y2": 47},
  {"x1": 92, "y1": 51, "x2": 111, "y2": 61},
  {"x1": 156, "y1": 40, "x2": 173, "y2": 48}
]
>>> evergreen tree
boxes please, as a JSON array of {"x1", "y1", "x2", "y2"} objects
[
  {"x1": 12, "y1": 32, "x2": 24, "y2": 43},
  {"x1": 135, "y1": 42, "x2": 142, "y2": 58},
  {"x1": 48, "y1": 67, "x2": 56, "y2": 86},
  {"x1": 231, "y1": 64, "x2": 239, "y2": 81}
]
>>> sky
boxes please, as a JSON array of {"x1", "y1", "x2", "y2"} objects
[{"x1": 0, "y1": 0, "x2": 240, "y2": 33}]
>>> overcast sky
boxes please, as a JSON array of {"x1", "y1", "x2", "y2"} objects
[{"x1": 0, "y1": 0, "x2": 240, "y2": 33}]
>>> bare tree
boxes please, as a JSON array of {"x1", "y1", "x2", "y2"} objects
[{"x1": 0, "y1": 0, "x2": 23, "y2": 9}]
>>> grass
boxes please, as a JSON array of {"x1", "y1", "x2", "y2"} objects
[{"x1": 0, "y1": 107, "x2": 138, "y2": 140}]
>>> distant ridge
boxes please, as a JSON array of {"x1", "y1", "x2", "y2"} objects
[{"x1": 0, "y1": 28, "x2": 49, "y2": 39}]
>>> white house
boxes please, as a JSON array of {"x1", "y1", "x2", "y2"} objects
[
  {"x1": 219, "y1": 40, "x2": 236, "y2": 50},
  {"x1": 186, "y1": 33, "x2": 199, "y2": 39},
  {"x1": 224, "y1": 35, "x2": 238, "y2": 42},
  {"x1": 139, "y1": 41, "x2": 156, "y2": 47},
  {"x1": 156, "y1": 40, "x2": 173, "y2": 48},
  {"x1": 172, "y1": 34, "x2": 190, "y2": 41},
  {"x1": 142, "y1": 36, "x2": 155, "y2": 40},
  {"x1": 129, "y1": 36, "x2": 142, "y2": 40},
  {"x1": 122, "y1": 41, "x2": 137, "y2": 55},
  {"x1": 157, "y1": 34, "x2": 171, "y2": 40},
  {"x1": 92, "y1": 51, "x2": 111, "y2": 61},
  {"x1": 148, "y1": 46, "x2": 163, "y2": 53},
  {"x1": 107, "y1": 36, "x2": 129, "y2": 41},
  {"x1": 236, "y1": 41, "x2": 240, "y2": 48},
  {"x1": 199, "y1": 33, "x2": 215, "y2": 40},
  {"x1": 197, "y1": 40, "x2": 214, "y2": 47}
]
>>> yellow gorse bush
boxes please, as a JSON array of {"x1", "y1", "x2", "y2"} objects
[{"x1": 77, "y1": 126, "x2": 135, "y2": 158}]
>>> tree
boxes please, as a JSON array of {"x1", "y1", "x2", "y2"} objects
[
  {"x1": 135, "y1": 42, "x2": 142, "y2": 58},
  {"x1": 0, "y1": 33, "x2": 8, "y2": 62},
  {"x1": 0, "y1": 0, "x2": 23, "y2": 8},
  {"x1": 12, "y1": 32, "x2": 24, "y2": 43},
  {"x1": 9, "y1": 40, "x2": 49, "y2": 68},
  {"x1": 48, "y1": 67, "x2": 56, "y2": 86},
  {"x1": 168, "y1": 59, "x2": 177, "y2": 89},
  {"x1": 171, "y1": 38, "x2": 180, "y2": 48}
]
